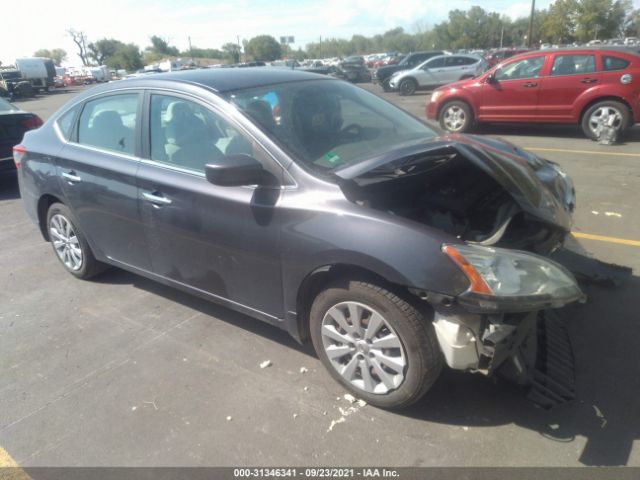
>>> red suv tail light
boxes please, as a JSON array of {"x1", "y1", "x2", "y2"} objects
[
  {"x1": 13, "y1": 145, "x2": 26, "y2": 169},
  {"x1": 21, "y1": 115, "x2": 43, "y2": 130}
]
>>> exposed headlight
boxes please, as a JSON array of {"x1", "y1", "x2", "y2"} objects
[{"x1": 443, "y1": 244, "x2": 583, "y2": 307}]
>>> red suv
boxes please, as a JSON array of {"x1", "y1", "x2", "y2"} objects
[{"x1": 426, "y1": 48, "x2": 640, "y2": 139}]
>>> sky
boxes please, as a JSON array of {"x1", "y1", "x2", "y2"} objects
[{"x1": 1, "y1": 0, "x2": 638, "y2": 66}]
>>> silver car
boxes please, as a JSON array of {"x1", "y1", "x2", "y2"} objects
[{"x1": 389, "y1": 54, "x2": 487, "y2": 95}]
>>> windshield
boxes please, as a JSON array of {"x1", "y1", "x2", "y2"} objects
[
  {"x1": 0, "y1": 97, "x2": 20, "y2": 113},
  {"x1": 227, "y1": 79, "x2": 436, "y2": 174}
]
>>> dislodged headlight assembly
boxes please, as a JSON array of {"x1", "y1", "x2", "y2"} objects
[{"x1": 442, "y1": 243, "x2": 584, "y2": 312}]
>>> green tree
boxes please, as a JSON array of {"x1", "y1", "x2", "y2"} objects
[
  {"x1": 88, "y1": 39, "x2": 125, "y2": 65},
  {"x1": 245, "y1": 35, "x2": 282, "y2": 61},
  {"x1": 540, "y1": 0, "x2": 577, "y2": 43},
  {"x1": 105, "y1": 44, "x2": 143, "y2": 71},
  {"x1": 623, "y1": 8, "x2": 640, "y2": 36},
  {"x1": 67, "y1": 29, "x2": 89, "y2": 66},
  {"x1": 33, "y1": 48, "x2": 67, "y2": 66},
  {"x1": 574, "y1": 0, "x2": 631, "y2": 41},
  {"x1": 144, "y1": 36, "x2": 180, "y2": 64},
  {"x1": 222, "y1": 43, "x2": 241, "y2": 63},
  {"x1": 181, "y1": 47, "x2": 224, "y2": 59}
]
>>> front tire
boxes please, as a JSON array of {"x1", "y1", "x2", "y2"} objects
[
  {"x1": 439, "y1": 100, "x2": 473, "y2": 133},
  {"x1": 581, "y1": 100, "x2": 630, "y2": 140},
  {"x1": 46, "y1": 203, "x2": 107, "y2": 279},
  {"x1": 310, "y1": 280, "x2": 443, "y2": 409},
  {"x1": 398, "y1": 78, "x2": 417, "y2": 96}
]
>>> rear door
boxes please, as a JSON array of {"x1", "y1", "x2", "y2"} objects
[
  {"x1": 537, "y1": 53, "x2": 600, "y2": 121},
  {"x1": 55, "y1": 91, "x2": 151, "y2": 270},
  {"x1": 136, "y1": 91, "x2": 286, "y2": 321},
  {"x1": 478, "y1": 54, "x2": 546, "y2": 121}
]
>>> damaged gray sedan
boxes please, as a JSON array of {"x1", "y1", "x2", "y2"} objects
[{"x1": 17, "y1": 69, "x2": 583, "y2": 409}]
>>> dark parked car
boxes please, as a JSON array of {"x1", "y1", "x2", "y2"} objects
[
  {"x1": 0, "y1": 97, "x2": 42, "y2": 174},
  {"x1": 373, "y1": 51, "x2": 444, "y2": 91},
  {"x1": 427, "y1": 48, "x2": 640, "y2": 139},
  {"x1": 16, "y1": 69, "x2": 582, "y2": 408}
]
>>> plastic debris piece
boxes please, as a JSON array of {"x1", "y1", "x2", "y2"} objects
[
  {"x1": 327, "y1": 417, "x2": 346, "y2": 432},
  {"x1": 356, "y1": 399, "x2": 367, "y2": 407},
  {"x1": 300, "y1": 367, "x2": 308, "y2": 373},
  {"x1": 549, "y1": 424, "x2": 559, "y2": 430},
  {"x1": 343, "y1": 393, "x2": 357, "y2": 403},
  {"x1": 226, "y1": 416, "x2": 233, "y2": 421},
  {"x1": 259, "y1": 360, "x2": 272, "y2": 369},
  {"x1": 293, "y1": 413, "x2": 298, "y2": 419}
]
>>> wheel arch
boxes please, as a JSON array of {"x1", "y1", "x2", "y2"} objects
[
  {"x1": 578, "y1": 95, "x2": 634, "y2": 125},
  {"x1": 436, "y1": 97, "x2": 475, "y2": 121},
  {"x1": 294, "y1": 263, "x2": 426, "y2": 343},
  {"x1": 37, "y1": 193, "x2": 64, "y2": 241}
]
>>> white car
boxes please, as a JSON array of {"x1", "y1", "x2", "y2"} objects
[{"x1": 388, "y1": 54, "x2": 488, "y2": 95}]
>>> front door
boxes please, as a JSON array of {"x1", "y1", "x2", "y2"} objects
[
  {"x1": 479, "y1": 55, "x2": 547, "y2": 121},
  {"x1": 136, "y1": 92, "x2": 285, "y2": 321}
]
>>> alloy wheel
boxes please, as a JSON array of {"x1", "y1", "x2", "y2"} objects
[
  {"x1": 320, "y1": 301, "x2": 407, "y2": 395},
  {"x1": 588, "y1": 106, "x2": 622, "y2": 136},
  {"x1": 443, "y1": 105, "x2": 467, "y2": 132},
  {"x1": 49, "y1": 214, "x2": 83, "y2": 271}
]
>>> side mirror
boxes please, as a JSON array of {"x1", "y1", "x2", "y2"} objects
[
  {"x1": 205, "y1": 154, "x2": 266, "y2": 187},
  {"x1": 486, "y1": 72, "x2": 497, "y2": 83}
]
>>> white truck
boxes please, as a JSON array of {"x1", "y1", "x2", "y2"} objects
[
  {"x1": 14, "y1": 58, "x2": 56, "y2": 91},
  {"x1": 87, "y1": 65, "x2": 109, "y2": 82}
]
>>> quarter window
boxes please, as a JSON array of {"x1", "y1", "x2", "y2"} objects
[
  {"x1": 77, "y1": 94, "x2": 138, "y2": 155},
  {"x1": 551, "y1": 54, "x2": 595, "y2": 76},
  {"x1": 495, "y1": 56, "x2": 545, "y2": 81},
  {"x1": 56, "y1": 104, "x2": 80, "y2": 140},
  {"x1": 603, "y1": 56, "x2": 630, "y2": 71}
]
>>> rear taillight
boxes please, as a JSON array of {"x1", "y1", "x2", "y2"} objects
[
  {"x1": 13, "y1": 145, "x2": 26, "y2": 169},
  {"x1": 21, "y1": 115, "x2": 43, "y2": 130}
]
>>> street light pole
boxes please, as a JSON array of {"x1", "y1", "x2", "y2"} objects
[{"x1": 527, "y1": 0, "x2": 536, "y2": 48}]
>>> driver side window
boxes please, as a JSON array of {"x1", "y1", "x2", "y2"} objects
[{"x1": 494, "y1": 56, "x2": 545, "y2": 81}]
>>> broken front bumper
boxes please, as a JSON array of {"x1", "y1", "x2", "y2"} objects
[{"x1": 432, "y1": 309, "x2": 576, "y2": 408}]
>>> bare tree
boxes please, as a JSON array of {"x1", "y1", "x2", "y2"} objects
[{"x1": 67, "y1": 29, "x2": 89, "y2": 66}]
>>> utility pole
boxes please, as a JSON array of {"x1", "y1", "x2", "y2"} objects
[
  {"x1": 188, "y1": 36, "x2": 193, "y2": 62},
  {"x1": 500, "y1": 25, "x2": 504, "y2": 48},
  {"x1": 527, "y1": 0, "x2": 536, "y2": 48},
  {"x1": 319, "y1": 35, "x2": 322, "y2": 58},
  {"x1": 237, "y1": 35, "x2": 241, "y2": 63}
]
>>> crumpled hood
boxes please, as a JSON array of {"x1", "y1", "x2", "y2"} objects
[{"x1": 333, "y1": 133, "x2": 574, "y2": 231}]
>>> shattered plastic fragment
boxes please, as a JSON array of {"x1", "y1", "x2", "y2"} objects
[
  {"x1": 549, "y1": 424, "x2": 559, "y2": 430},
  {"x1": 259, "y1": 360, "x2": 272, "y2": 369},
  {"x1": 226, "y1": 416, "x2": 233, "y2": 421},
  {"x1": 293, "y1": 413, "x2": 298, "y2": 419},
  {"x1": 300, "y1": 367, "x2": 308, "y2": 373},
  {"x1": 356, "y1": 399, "x2": 367, "y2": 407},
  {"x1": 604, "y1": 212, "x2": 622, "y2": 218},
  {"x1": 327, "y1": 417, "x2": 346, "y2": 432},
  {"x1": 343, "y1": 394, "x2": 357, "y2": 403}
]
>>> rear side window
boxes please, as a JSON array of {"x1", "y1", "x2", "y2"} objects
[
  {"x1": 77, "y1": 94, "x2": 139, "y2": 155},
  {"x1": 446, "y1": 56, "x2": 476, "y2": 66},
  {"x1": 551, "y1": 54, "x2": 595, "y2": 76},
  {"x1": 56, "y1": 105, "x2": 80, "y2": 140},
  {"x1": 603, "y1": 56, "x2": 630, "y2": 71}
]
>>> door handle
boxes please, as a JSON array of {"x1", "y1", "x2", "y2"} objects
[
  {"x1": 581, "y1": 78, "x2": 598, "y2": 84},
  {"x1": 523, "y1": 82, "x2": 538, "y2": 88},
  {"x1": 142, "y1": 191, "x2": 172, "y2": 206},
  {"x1": 62, "y1": 171, "x2": 82, "y2": 183}
]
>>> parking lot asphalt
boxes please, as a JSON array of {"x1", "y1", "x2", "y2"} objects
[{"x1": 1, "y1": 84, "x2": 639, "y2": 467}]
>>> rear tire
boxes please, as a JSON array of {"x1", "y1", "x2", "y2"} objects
[
  {"x1": 46, "y1": 203, "x2": 107, "y2": 279},
  {"x1": 310, "y1": 279, "x2": 443, "y2": 409},
  {"x1": 439, "y1": 100, "x2": 473, "y2": 133},
  {"x1": 581, "y1": 100, "x2": 630, "y2": 140}
]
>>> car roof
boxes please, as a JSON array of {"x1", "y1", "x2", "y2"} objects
[
  {"x1": 115, "y1": 67, "x2": 333, "y2": 93},
  {"x1": 525, "y1": 46, "x2": 640, "y2": 57}
]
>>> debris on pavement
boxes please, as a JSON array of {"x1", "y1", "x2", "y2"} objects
[
  {"x1": 300, "y1": 367, "x2": 308, "y2": 373},
  {"x1": 327, "y1": 417, "x2": 346, "y2": 432},
  {"x1": 549, "y1": 424, "x2": 560, "y2": 430},
  {"x1": 293, "y1": 413, "x2": 298, "y2": 419},
  {"x1": 593, "y1": 405, "x2": 607, "y2": 428},
  {"x1": 259, "y1": 360, "x2": 272, "y2": 369},
  {"x1": 343, "y1": 393, "x2": 357, "y2": 403},
  {"x1": 226, "y1": 416, "x2": 233, "y2": 421},
  {"x1": 604, "y1": 211, "x2": 622, "y2": 218}
]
